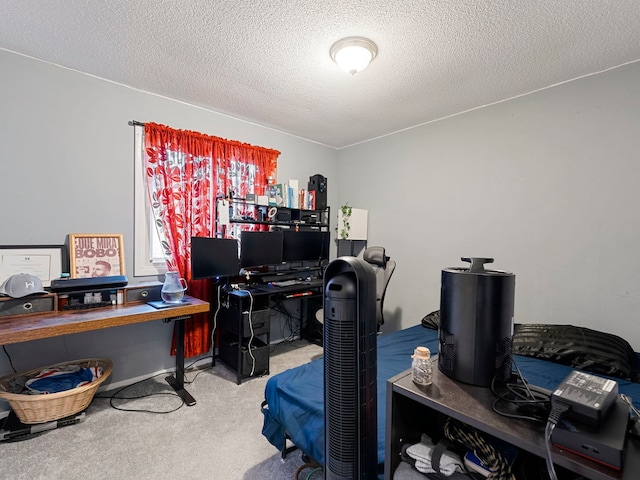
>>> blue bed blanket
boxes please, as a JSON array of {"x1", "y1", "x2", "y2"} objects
[
  {"x1": 261, "y1": 324, "x2": 640, "y2": 468},
  {"x1": 261, "y1": 325, "x2": 440, "y2": 466}
]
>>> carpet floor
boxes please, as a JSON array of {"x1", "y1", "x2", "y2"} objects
[{"x1": 0, "y1": 339, "x2": 324, "y2": 480}]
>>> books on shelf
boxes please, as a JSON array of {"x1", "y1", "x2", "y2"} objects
[
  {"x1": 287, "y1": 179, "x2": 298, "y2": 208},
  {"x1": 270, "y1": 179, "x2": 321, "y2": 211},
  {"x1": 268, "y1": 184, "x2": 278, "y2": 206},
  {"x1": 275, "y1": 183, "x2": 286, "y2": 207}
]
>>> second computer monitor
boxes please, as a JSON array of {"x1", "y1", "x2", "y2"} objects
[
  {"x1": 240, "y1": 231, "x2": 283, "y2": 268},
  {"x1": 191, "y1": 236, "x2": 240, "y2": 279},
  {"x1": 282, "y1": 231, "x2": 329, "y2": 263}
]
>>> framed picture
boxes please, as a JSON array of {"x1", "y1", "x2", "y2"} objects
[
  {"x1": 68, "y1": 234, "x2": 125, "y2": 279},
  {"x1": 0, "y1": 245, "x2": 65, "y2": 288}
]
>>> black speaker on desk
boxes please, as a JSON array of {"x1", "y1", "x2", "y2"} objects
[{"x1": 308, "y1": 174, "x2": 327, "y2": 209}]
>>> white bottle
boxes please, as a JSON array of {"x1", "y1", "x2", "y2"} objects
[{"x1": 411, "y1": 346, "x2": 433, "y2": 386}]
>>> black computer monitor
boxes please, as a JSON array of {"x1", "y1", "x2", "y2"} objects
[
  {"x1": 282, "y1": 231, "x2": 327, "y2": 262},
  {"x1": 191, "y1": 237, "x2": 240, "y2": 279},
  {"x1": 240, "y1": 231, "x2": 283, "y2": 268},
  {"x1": 319, "y1": 231, "x2": 330, "y2": 261}
]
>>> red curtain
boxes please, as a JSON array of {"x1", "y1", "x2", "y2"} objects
[
  {"x1": 215, "y1": 140, "x2": 278, "y2": 236},
  {"x1": 144, "y1": 122, "x2": 279, "y2": 357}
]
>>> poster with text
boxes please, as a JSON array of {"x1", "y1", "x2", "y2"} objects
[{"x1": 69, "y1": 234, "x2": 125, "y2": 279}]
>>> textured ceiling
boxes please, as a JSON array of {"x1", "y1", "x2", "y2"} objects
[{"x1": 2, "y1": 1, "x2": 640, "y2": 149}]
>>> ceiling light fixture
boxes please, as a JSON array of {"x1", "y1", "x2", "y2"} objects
[{"x1": 330, "y1": 37, "x2": 378, "y2": 75}]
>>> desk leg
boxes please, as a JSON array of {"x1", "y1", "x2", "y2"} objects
[
  {"x1": 301, "y1": 296, "x2": 308, "y2": 338},
  {"x1": 165, "y1": 315, "x2": 196, "y2": 406}
]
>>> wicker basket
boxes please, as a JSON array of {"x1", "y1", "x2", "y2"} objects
[{"x1": 0, "y1": 358, "x2": 112, "y2": 424}]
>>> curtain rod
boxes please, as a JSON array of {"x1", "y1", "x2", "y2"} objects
[{"x1": 128, "y1": 120, "x2": 145, "y2": 127}]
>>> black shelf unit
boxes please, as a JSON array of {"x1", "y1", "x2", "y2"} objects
[
  {"x1": 221, "y1": 199, "x2": 330, "y2": 231},
  {"x1": 385, "y1": 359, "x2": 640, "y2": 480},
  {"x1": 213, "y1": 197, "x2": 330, "y2": 383}
]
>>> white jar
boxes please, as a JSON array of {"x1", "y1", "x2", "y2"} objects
[{"x1": 411, "y1": 346, "x2": 433, "y2": 386}]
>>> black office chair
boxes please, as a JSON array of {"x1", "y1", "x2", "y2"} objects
[
  {"x1": 362, "y1": 246, "x2": 396, "y2": 330},
  {"x1": 312, "y1": 246, "x2": 396, "y2": 337}
]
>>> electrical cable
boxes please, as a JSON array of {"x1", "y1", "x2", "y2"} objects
[
  {"x1": 268, "y1": 296, "x2": 301, "y2": 348},
  {"x1": 2, "y1": 345, "x2": 17, "y2": 373},
  {"x1": 183, "y1": 355, "x2": 213, "y2": 384},
  {"x1": 621, "y1": 393, "x2": 640, "y2": 418},
  {"x1": 94, "y1": 356, "x2": 209, "y2": 414},
  {"x1": 491, "y1": 355, "x2": 551, "y2": 423},
  {"x1": 305, "y1": 466, "x2": 323, "y2": 480},
  {"x1": 294, "y1": 460, "x2": 322, "y2": 480},
  {"x1": 239, "y1": 289, "x2": 257, "y2": 377},
  {"x1": 544, "y1": 403, "x2": 571, "y2": 480},
  {"x1": 95, "y1": 371, "x2": 184, "y2": 414},
  {"x1": 210, "y1": 283, "x2": 222, "y2": 355},
  {"x1": 511, "y1": 353, "x2": 536, "y2": 400}
]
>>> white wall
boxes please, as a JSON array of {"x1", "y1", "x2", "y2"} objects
[
  {"x1": 0, "y1": 50, "x2": 338, "y2": 385},
  {"x1": 3, "y1": 46, "x2": 639, "y2": 395},
  {"x1": 338, "y1": 62, "x2": 640, "y2": 350}
]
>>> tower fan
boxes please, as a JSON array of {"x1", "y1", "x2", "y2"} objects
[{"x1": 323, "y1": 257, "x2": 377, "y2": 480}]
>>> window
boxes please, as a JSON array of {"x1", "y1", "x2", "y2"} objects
[
  {"x1": 134, "y1": 122, "x2": 279, "y2": 278},
  {"x1": 133, "y1": 126, "x2": 167, "y2": 276}
]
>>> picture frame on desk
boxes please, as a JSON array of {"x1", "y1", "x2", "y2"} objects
[
  {"x1": 68, "y1": 233, "x2": 125, "y2": 279},
  {"x1": 0, "y1": 245, "x2": 64, "y2": 288}
]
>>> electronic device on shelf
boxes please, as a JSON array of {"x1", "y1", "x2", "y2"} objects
[
  {"x1": 191, "y1": 236, "x2": 240, "y2": 280},
  {"x1": 308, "y1": 174, "x2": 327, "y2": 210},
  {"x1": 552, "y1": 395, "x2": 629, "y2": 470},
  {"x1": 50, "y1": 275, "x2": 128, "y2": 293}
]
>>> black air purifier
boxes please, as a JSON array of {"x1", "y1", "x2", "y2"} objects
[
  {"x1": 323, "y1": 257, "x2": 377, "y2": 480},
  {"x1": 438, "y1": 257, "x2": 515, "y2": 387}
]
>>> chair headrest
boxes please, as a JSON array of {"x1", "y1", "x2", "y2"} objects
[{"x1": 363, "y1": 246, "x2": 388, "y2": 267}]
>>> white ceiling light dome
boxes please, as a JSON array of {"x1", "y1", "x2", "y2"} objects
[{"x1": 330, "y1": 37, "x2": 378, "y2": 75}]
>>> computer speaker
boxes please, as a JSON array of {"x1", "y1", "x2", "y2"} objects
[{"x1": 308, "y1": 174, "x2": 327, "y2": 210}]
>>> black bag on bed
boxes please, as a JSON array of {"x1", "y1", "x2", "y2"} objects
[
  {"x1": 420, "y1": 311, "x2": 637, "y2": 382},
  {"x1": 421, "y1": 310, "x2": 440, "y2": 330},
  {"x1": 512, "y1": 323, "x2": 638, "y2": 382}
]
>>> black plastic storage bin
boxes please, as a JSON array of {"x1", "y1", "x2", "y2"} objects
[
  {"x1": 218, "y1": 333, "x2": 269, "y2": 378},
  {"x1": 219, "y1": 307, "x2": 270, "y2": 337}
]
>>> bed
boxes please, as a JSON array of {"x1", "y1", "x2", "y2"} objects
[{"x1": 261, "y1": 322, "x2": 640, "y2": 472}]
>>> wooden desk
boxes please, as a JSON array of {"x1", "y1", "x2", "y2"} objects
[{"x1": 0, "y1": 296, "x2": 209, "y2": 406}]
